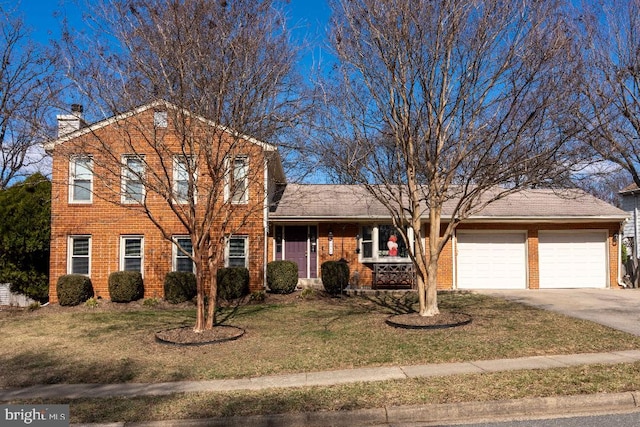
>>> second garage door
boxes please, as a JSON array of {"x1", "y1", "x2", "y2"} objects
[
  {"x1": 456, "y1": 232, "x2": 527, "y2": 289},
  {"x1": 538, "y1": 231, "x2": 608, "y2": 288}
]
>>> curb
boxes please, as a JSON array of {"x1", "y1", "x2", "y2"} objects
[{"x1": 72, "y1": 391, "x2": 640, "y2": 427}]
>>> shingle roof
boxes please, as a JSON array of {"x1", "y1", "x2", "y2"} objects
[
  {"x1": 270, "y1": 184, "x2": 627, "y2": 221},
  {"x1": 620, "y1": 183, "x2": 640, "y2": 195}
]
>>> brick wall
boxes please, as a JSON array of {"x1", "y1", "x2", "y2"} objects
[{"x1": 49, "y1": 108, "x2": 269, "y2": 302}]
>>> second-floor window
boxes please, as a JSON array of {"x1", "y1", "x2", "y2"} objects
[
  {"x1": 69, "y1": 156, "x2": 93, "y2": 203},
  {"x1": 173, "y1": 155, "x2": 196, "y2": 204},
  {"x1": 122, "y1": 155, "x2": 145, "y2": 204},
  {"x1": 229, "y1": 155, "x2": 248, "y2": 204}
]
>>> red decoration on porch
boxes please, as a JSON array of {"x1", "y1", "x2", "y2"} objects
[{"x1": 388, "y1": 234, "x2": 398, "y2": 257}]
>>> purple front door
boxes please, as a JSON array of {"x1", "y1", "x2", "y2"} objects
[{"x1": 284, "y1": 226, "x2": 317, "y2": 278}]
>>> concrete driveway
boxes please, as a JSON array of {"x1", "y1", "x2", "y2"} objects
[{"x1": 476, "y1": 289, "x2": 640, "y2": 336}]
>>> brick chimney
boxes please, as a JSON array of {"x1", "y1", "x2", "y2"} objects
[{"x1": 57, "y1": 104, "x2": 86, "y2": 137}]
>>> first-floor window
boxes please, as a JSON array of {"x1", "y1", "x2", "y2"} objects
[
  {"x1": 173, "y1": 236, "x2": 194, "y2": 272},
  {"x1": 227, "y1": 236, "x2": 248, "y2": 268},
  {"x1": 69, "y1": 236, "x2": 91, "y2": 275},
  {"x1": 360, "y1": 225, "x2": 412, "y2": 262},
  {"x1": 121, "y1": 236, "x2": 144, "y2": 274}
]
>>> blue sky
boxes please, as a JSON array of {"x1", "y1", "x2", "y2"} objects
[{"x1": 18, "y1": 0, "x2": 332, "y2": 73}]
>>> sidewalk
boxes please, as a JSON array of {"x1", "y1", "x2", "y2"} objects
[{"x1": 3, "y1": 350, "x2": 640, "y2": 426}]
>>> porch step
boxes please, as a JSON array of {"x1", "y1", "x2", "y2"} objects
[{"x1": 297, "y1": 278, "x2": 323, "y2": 290}]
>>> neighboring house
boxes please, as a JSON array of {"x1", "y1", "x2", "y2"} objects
[
  {"x1": 46, "y1": 103, "x2": 629, "y2": 303},
  {"x1": 620, "y1": 183, "x2": 639, "y2": 287}
]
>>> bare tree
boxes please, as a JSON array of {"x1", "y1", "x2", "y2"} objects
[
  {"x1": 575, "y1": 0, "x2": 640, "y2": 189},
  {"x1": 314, "y1": 0, "x2": 579, "y2": 316},
  {"x1": 56, "y1": 0, "x2": 301, "y2": 331},
  {"x1": 0, "y1": 5, "x2": 60, "y2": 189}
]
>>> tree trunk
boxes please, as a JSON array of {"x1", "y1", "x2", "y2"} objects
[
  {"x1": 419, "y1": 204, "x2": 441, "y2": 317},
  {"x1": 193, "y1": 254, "x2": 207, "y2": 332}
]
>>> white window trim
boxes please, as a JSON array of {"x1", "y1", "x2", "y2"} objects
[
  {"x1": 121, "y1": 155, "x2": 145, "y2": 204},
  {"x1": 173, "y1": 155, "x2": 197, "y2": 204},
  {"x1": 67, "y1": 235, "x2": 91, "y2": 276},
  {"x1": 226, "y1": 235, "x2": 249, "y2": 268},
  {"x1": 69, "y1": 156, "x2": 93, "y2": 204},
  {"x1": 172, "y1": 235, "x2": 195, "y2": 273},
  {"x1": 359, "y1": 225, "x2": 414, "y2": 263},
  {"x1": 119, "y1": 235, "x2": 144, "y2": 276},
  {"x1": 225, "y1": 155, "x2": 249, "y2": 204}
]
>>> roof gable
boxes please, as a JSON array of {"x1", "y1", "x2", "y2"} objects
[{"x1": 45, "y1": 100, "x2": 277, "y2": 152}]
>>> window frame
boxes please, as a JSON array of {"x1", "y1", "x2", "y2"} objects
[
  {"x1": 226, "y1": 235, "x2": 248, "y2": 268},
  {"x1": 121, "y1": 155, "x2": 145, "y2": 204},
  {"x1": 172, "y1": 235, "x2": 194, "y2": 273},
  {"x1": 226, "y1": 155, "x2": 249, "y2": 204},
  {"x1": 120, "y1": 235, "x2": 144, "y2": 275},
  {"x1": 359, "y1": 225, "x2": 413, "y2": 263},
  {"x1": 173, "y1": 155, "x2": 196, "y2": 204},
  {"x1": 69, "y1": 156, "x2": 93, "y2": 203},
  {"x1": 68, "y1": 235, "x2": 91, "y2": 276}
]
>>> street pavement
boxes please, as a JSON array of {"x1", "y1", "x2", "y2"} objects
[{"x1": 4, "y1": 288, "x2": 640, "y2": 426}]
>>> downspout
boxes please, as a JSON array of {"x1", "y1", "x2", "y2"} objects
[{"x1": 263, "y1": 157, "x2": 269, "y2": 290}]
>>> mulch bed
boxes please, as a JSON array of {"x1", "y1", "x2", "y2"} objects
[
  {"x1": 155, "y1": 325, "x2": 245, "y2": 346},
  {"x1": 386, "y1": 311, "x2": 472, "y2": 329}
]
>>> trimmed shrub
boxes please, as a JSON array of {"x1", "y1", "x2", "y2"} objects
[
  {"x1": 164, "y1": 271, "x2": 197, "y2": 304},
  {"x1": 321, "y1": 260, "x2": 349, "y2": 295},
  {"x1": 217, "y1": 267, "x2": 249, "y2": 301},
  {"x1": 267, "y1": 260, "x2": 298, "y2": 294},
  {"x1": 108, "y1": 271, "x2": 144, "y2": 303},
  {"x1": 56, "y1": 274, "x2": 94, "y2": 306}
]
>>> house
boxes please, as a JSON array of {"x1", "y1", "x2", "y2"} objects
[
  {"x1": 620, "y1": 183, "x2": 639, "y2": 286},
  {"x1": 47, "y1": 102, "x2": 629, "y2": 302},
  {"x1": 47, "y1": 101, "x2": 284, "y2": 302},
  {"x1": 269, "y1": 184, "x2": 627, "y2": 290}
]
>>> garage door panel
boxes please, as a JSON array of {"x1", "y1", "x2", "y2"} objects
[
  {"x1": 457, "y1": 232, "x2": 527, "y2": 290},
  {"x1": 538, "y1": 231, "x2": 607, "y2": 289}
]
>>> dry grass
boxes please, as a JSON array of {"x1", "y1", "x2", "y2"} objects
[
  {"x1": 1, "y1": 291, "x2": 639, "y2": 390},
  {"x1": 21, "y1": 362, "x2": 640, "y2": 423}
]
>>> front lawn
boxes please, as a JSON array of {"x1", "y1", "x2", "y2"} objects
[{"x1": 1, "y1": 291, "x2": 638, "y2": 388}]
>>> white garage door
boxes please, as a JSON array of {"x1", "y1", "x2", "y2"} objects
[
  {"x1": 456, "y1": 232, "x2": 527, "y2": 289},
  {"x1": 538, "y1": 231, "x2": 608, "y2": 288}
]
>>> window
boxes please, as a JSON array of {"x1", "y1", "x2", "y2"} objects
[
  {"x1": 69, "y1": 156, "x2": 92, "y2": 203},
  {"x1": 120, "y1": 236, "x2": 143, "y2": 274},
  {"x1": 359, "y1": 225, "x2": 412, "y2": 262},
  {"x1": 68, "y1": 236, "x2": 91, "y2": 275},
  {"x1": 154, "y1": 110, "x2": 168, "y2": 128},
  {"x1": 227, "y1": 236, "x2": 248, "y2": 268},
  {"x1": 228, "y1": 155, "x2": 248, "y2": 204},
  {"x1": 122, "y1": 155, "x2": 145, "y2": 204},
  {"x1": 362, "y1": 226, "x2": 373, "y2": 258},
  {"x1": 173, "y1": 236, "x2": 194, "y2": 272},
  {"x1": 173, "y1": 155, "x2": 195, "y2": 203}
]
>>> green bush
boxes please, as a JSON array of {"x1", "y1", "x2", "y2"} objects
[
  {"x1": 217, "y1": 267, "x2": 249, "y2": 300},
  {"x1": 108, "y1": 271, "x2": 144, "y2": 303},
  {"x1": 164, "y1": 271, "x2": 197, "y2": 304},
  {"x1": 267, "y1": 260, "x2": 298, "y2": 294},
  {"x1": 321, "y1": 260, "x2": 349, "y2": 295},
  {"x1": 56, "y1": 274, "x2": 94, "y2": 306}
]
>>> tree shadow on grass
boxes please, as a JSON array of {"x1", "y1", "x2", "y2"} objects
[{"x1": 0, "y1": 350, "x2": 142, "y2": 389}]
